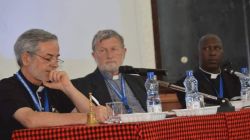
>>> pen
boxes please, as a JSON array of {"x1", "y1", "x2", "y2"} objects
[{"x1": 91, "y1": 95, "x2": 100, "y2": 106}]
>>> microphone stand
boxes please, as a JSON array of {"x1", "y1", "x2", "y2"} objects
[
  {"x1": 158, "y1": 80, "x2": 218, "y2": 100},
  {"x1": 158, "y1": 80, "x2": 235, "y2": 112}
]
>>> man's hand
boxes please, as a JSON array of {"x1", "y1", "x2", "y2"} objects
[
  {"x1": 43, "y1": 70, "x2": 73, "y2": 93},
  {"x1": 93, "y1": 105, "x2": 108, "y2": 123}
]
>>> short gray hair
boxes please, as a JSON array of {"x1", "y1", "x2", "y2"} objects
[
  {"x1": 14, "y1": 29, "x2": 58, "y2": 67},
  {"x1": 92, "y1": 29, "x2": 124, "y2": 51},
  {"x1": 198, "y1": 33, "x2": 223, "y2": 49}
]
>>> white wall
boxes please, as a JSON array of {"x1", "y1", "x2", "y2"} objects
[{"x1": 0, "y1": 0, "x2": 155, "y2": 79}]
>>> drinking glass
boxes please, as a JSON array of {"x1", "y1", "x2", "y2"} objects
[{"x1": 106, "y1": 102, "x2": 124, "y2": 123}]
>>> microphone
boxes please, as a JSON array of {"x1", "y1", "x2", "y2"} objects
[
  {"x1": 158, "y1": 80, "x2": 218, "y2": 100},
  {"x1": 119, "y1": 65, "x2": 167, "y2": 76},
  {"x1": 222, "y1": 62, "x2": 247, "y2": 79},
  {"x1": 158, "y1": 80, "x2": 235, "y2": 112},
  {"x1": 224, "y1": 68, "x2": 247, "y2": 79}
]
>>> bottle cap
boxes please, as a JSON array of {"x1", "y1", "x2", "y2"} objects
[
  {"x1": 147, "y1": 72, "x2": 155, "y2": 79},
  {"x1": 186, "y1": 70, "x2": 193, "y2": 77},
  {"x1": 240, "y1": 67, "x2": 248, "y2": 74}
]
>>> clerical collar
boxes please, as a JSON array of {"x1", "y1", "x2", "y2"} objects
[
  {"x1": 199, "y1": 67, "x2": 221, "y2": 79},
  {"x1": 100, "y1": 71, "x2": 120, "y2": 80},
  {"x1": 37, "y1": 86, "x2": 45, "y2": 93}
]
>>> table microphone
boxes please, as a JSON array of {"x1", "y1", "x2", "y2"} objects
[
  {"x1": 158, "y1": 80, "x2": 218, "y2": 100},
  {"x1": 222, "y1": 60, "x2": 248, "y2": 79},
  {"x1": 119, "y1": 65, "x2": 167, "y2": 76},
  {"x1": 158, "y1": 80, "x2": 235, "y2": 112},
  {"x1": 223, "y1": 67, "x2": 247, "y2": 79}
]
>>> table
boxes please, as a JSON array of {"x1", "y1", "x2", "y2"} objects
[{"x1": 12, "y1": 109, "x2": 250, "y2": 140}]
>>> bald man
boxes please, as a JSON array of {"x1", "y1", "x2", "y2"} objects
[{"x1": 176, "y1": 34, "x2": 241, "y2": 108}]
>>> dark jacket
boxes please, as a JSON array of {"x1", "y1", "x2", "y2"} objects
[{"x1": 72, "y1": 68, "x2": 147, "y2": 111}]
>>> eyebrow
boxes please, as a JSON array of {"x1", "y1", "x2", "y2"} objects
[{"x1": 46, "y1": 53, "x2": 60, "y2": 57}]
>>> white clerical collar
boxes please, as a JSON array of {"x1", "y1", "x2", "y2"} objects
[
  {"x1": 199, "y1": 67, "x2": 221, "y2": 79},
  {"x1": 36, "y1": 86, "x2": 44, "y2": 93},
  {"x1": 101, "y1": 71, "x2": 120, "y2": 80},
  {"x1": 112, "y1": 74, "x2": 119, "y2": 80}
]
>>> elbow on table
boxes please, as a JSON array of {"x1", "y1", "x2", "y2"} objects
[
  {"x1": 21, "y1": 116, "x2": 41, "y2": 128},
  {"x1": 13, "y1": 107, "x2": 41, "y2": 128}
]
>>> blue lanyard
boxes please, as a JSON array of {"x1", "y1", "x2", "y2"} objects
[
  {"x1": 105, "y1": 75, "x2": 133, "y2": 113},
  {"x1": 43, "y1": 88, "x2": 49, "y2": 111},
  {"x1": 219, "y1": 76, "x2": 224, "y2": 98},
  {"x1": 202, "y1": 73, "x2": 224, "y2": 98},
  {"x1": 16, "y1": 72, "x2": 50, "y2": 112}
]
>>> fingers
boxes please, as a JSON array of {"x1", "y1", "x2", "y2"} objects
[
  {"x1": 42, "y1": 70, "x2": 71, "y2": 91},
  {"x1": 48, "y1": 71, "x2": 67, "y2": 82},
  {"x1": 94, "y1": 106, "x2": 108, "y2": 123}
]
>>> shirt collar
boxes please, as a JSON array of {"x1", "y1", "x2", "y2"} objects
[
  {"x1": 100, "y1": 69, "x2": 121, "y2": 80},
  {"x1": 199, "y1": 67, "x2": 221, "y2": 79}
]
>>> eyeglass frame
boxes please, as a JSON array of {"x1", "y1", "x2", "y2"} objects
[{"x1": 27, "y1": 51, "x2": 64, "y2": 65}]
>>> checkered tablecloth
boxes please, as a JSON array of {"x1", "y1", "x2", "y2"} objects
[
  {"x1": 12, "y1": 109, "x2": 250, "y2": 140},
  {"x1": 12, "y1": 123, "x2": 139, "y2": 140},
  {"x1": 138, "y1": 114, "x2": 227, "y2": 140},
  {"x1": 224, "y1": 109, "x2": 250, "y2": 139}
]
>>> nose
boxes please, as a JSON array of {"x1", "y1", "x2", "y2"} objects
[
  {"x1": 50, "y1": 60, "x2": 59, "y2": 69},
  {"x1": 209, "y1": 50, "x2": 216, "y2": 55},
  {"x1": 207, "y1": 47, "x2": 218, "y2": 55},
  {"x1": 106, "y1": 50, "x2": 113, "y2": 58}
]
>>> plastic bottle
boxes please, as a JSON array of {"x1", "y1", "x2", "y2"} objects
[
  {"x1": 183, "y1": 70, "x2": 202, "y2": 109},
  {"x1": 145, "y1": 72, "x2": 162, "y2": 112},
  {"x1": 240, "y1": 67, "x2": 250, "y2": 101}
]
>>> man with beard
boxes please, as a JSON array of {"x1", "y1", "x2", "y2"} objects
[
  {"x1": 72, "y1": 29, "x2": 147, "y2": 113},
  {"x1": 176, "y1": 34, "x2": 241, "y2": 108},
  {"x1": 0, "y1": 29, "x2": 108, "y2": 140}
]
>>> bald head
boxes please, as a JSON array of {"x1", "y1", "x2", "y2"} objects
[
  {"x1": 198, "y1": 34, "x2": 223, "y2": 50},
  {"x1": 198, "y1": 34, "x2": 224, "y2": 73}
]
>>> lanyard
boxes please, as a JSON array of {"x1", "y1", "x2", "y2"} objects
[
  {"x1": 16, "y1": 72, "x2": 50, "y2": 112},
  {"x1": 202, "y1": 73, "x2": 224, "y2": 98},
  {"x1": 43, "y1": 88, "x2": 49, "y2": 111},
  {"x1": 219, "y1": 76, "x2": 224, "y2": 98},
  {"x1": 105, "y1": 75, "x2": 133, "y2": 113}
]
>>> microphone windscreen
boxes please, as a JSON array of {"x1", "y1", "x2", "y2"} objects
[{"x1": 119, "y1": 65, "x2": 134, "y2": 73}]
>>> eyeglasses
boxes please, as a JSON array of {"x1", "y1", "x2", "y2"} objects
[{"x1": 27, "y1": 51, "x2": 64, "y2": 65}]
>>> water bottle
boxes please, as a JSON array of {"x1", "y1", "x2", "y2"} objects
[
  {"x1": 240, "y1": 67, "x2": 250, "y2": 101},
  {"x1": 183, "y1": 70, "x2": 203, "y2": 109},
  {"x1": 145, "y1": 72, "x2": 162, "y2": 112}
]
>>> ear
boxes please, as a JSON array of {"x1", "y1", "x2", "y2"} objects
[
  {"x1": 123, "y1": 47, "x2": 127, "y2": 54},
  {"x1": 21, "y1": 52, "x2": 31, "y2": 66},
  {"x1": 122, "y1": 48, "x2": 127, "y2": 59},
  {"x1": 91, "y1": 51, "x2": 98, "y2": 62}
]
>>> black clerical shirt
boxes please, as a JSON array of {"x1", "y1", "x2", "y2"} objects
[{"x1": 0, "y1": 70, "x2": 74, "y2": 140}]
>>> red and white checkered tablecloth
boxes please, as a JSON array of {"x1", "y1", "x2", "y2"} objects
[
  {"x1": 224, "y1": 109, "x2": 250, "y2": 139},
  {"x1": 12, "y1": 123, "x2": 139, "y2": 140},
  {"x1": 12, "y1": 109, "x2": 250, "y2": 140},
  {"x1": 137, "y1": 114, "x2": 227, "y2": 140}
]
